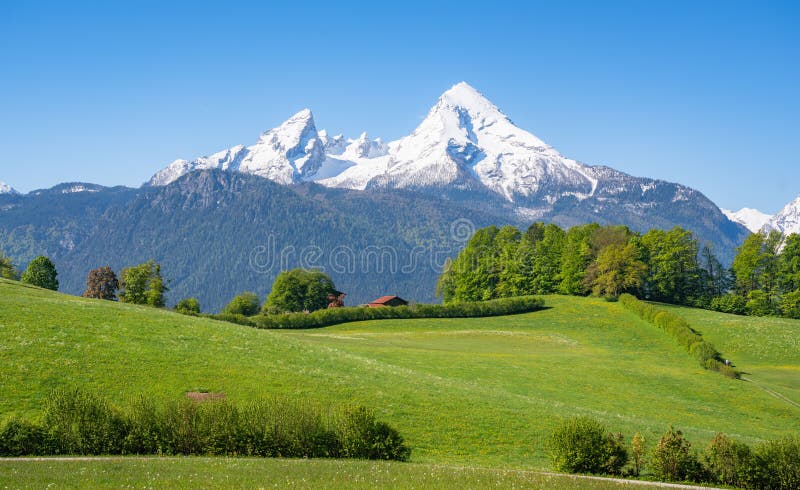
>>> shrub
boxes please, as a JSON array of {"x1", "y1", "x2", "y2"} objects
[
  {"x1": 222, "y1": 292, "x2": 260, "y2": 316},
  {"x1": 710, "y1": 294, "x2": 747, "y2": 315},
  {"x1": 546, "y1": 416, "x2": 628, "y2": 475},
  {"x1": 650, "y1": 427, "x2": 702, "y2": 482},
  {"x1": 702, "y1": 432, "x2": 752, "y2": 487},
  {"x1": 211, "y1": 296, "x2": 545, "y2": 330},
  {"x1": 0, "y1": 417, "x2": 50, "y2": 456},
  {"x1": 620, "y1": 294, "x2": 736, "y2": 377},
  {"x1": 42, "y1": 388, "x2": 128, "y2": 455},
  {"x1": 175, "y1": 297, "x2": 201, "y2": 315},
  {"x1": 746, "y1": 435, "x2": 800, "y2": 490},
  {"x1": 0, "y1": 389, "x2": 410, "y2": 461},
  {"x1": 336, "y1": 405, "x2": 410, "y2": 461}
]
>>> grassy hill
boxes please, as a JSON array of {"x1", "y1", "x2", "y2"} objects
[{"x1": 1, "y1": 278, "x2": 798, "y2": 474}]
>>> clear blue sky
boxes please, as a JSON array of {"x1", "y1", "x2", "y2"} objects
[{"x1": 1, "y1": 0, "x2": 797, "y2": 213}]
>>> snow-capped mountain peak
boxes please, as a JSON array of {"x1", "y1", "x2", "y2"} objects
[
  {"x1": 765, "y1": 195, "x2": 800, "y2": 237},
  {"x1": 0, "y1": 180, "x2": 18, "y2": 195},
  {"x1": 148, "y1": 109, "x2": 326, "y2": 186},
  {"x1": 722, "y1": 207, "x2": 772, "y2": 233}
]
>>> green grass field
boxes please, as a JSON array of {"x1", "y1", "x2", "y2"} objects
[
  {"x1": 0, "y1": 458, "x2": 628, "y2": 489},
  {"x1": 661, "y1": 303, "x2": 800, "y2": 409},
  {"x1": 1, "y1": 277, "x2": 798, "y2": 486}
]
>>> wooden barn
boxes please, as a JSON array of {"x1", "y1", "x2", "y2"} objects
[{"x1": 367, "y1": 295, "x2": 408, "y2": 308}]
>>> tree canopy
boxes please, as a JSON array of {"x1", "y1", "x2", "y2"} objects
[
  {"x1": 21, "y1": 256, "x2": 59, "y2": 291},
  {"x1": 264, "y1": 269, "x2": 338, "y2": 314},
  {"x1": 119, "y1": 260, "x2": 168, "y2": 307},
  {"x1": 82, "y1": 266, "x2": 119, "y2": 300},
  {"x1": 222, "y1": 292, "x2": 260, "y2": 316}
]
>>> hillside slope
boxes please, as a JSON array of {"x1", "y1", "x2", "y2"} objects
[{"x1": 1, "y1": 279, "x2": 797, "y2": 468}]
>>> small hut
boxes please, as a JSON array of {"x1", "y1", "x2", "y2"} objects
[{"x1": 367, "y1": 295, "x2": 408, "y2": 308}]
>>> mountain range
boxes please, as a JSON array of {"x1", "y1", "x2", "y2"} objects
[
  {"x1": 723, "y1": 196, "x2": 800, "y2": 236},
  {"x1": 3, "y1": 82, "x2": 796, "y2": 310}
]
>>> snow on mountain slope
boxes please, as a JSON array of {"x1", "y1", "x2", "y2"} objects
[
  {"x1": 144, "y1": 82, "x2": 731, "y2": 224},
  {"x1": 321, "y1": 82, "x2": 598, "y2": 201},
  {"x1": 722, "y1": 207, "x2": 772, "y2": 233},
  {"x1": 148, "y1": 109, "x2": 326, "y2": 186},
  {"x1": 0, "y1": 180, "x2": 18, "y2": 195},
  {"x1": 765, "y1": 195, "x2": 800, "y2": 236}
]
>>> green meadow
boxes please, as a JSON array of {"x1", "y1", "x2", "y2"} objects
[{"x1": 1, "y1": 277, "x2": 798, "y2": 485}]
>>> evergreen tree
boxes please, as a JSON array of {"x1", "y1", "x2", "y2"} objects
[{"x1": 21, "y1": 256, "x2": 58, "y2": 291}]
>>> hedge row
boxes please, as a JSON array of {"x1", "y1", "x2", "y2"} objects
[
  {"x1": 619, "y1": 294, "x2": 737, "y2": 378},
  {"x1": 0, "y1": 389, "x2": 410, "y2": 460},
  {"x1": 548, "y1": 416, "x2": 800, "y2": 489},
  {"x1": 208, "y1": 295, "x2": 545, "y2": 330}
]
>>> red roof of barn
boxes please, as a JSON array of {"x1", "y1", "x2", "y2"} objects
[{"x1": 370, "y1": 295, "x2": 400, "y2": 305}]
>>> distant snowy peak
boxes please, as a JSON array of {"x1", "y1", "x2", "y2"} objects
[
  {"x1": 321, "y1": 81, "x2": 597, "y2": 201},
  {"x1": 148, "y1": 109, "x2": 329, "y2": 186},
  {"x1": 765, "y1": 195, "x2": 800, "y2": 237},
  {"x1": 722, "y1": 207, "x2": 772, "y2": 233},
  {"x1": 0, "y1": 180, "x2": 18, "y2": 195},
  {"x1": 146, "y1": 82, "x2": 718, "y2": 214}
]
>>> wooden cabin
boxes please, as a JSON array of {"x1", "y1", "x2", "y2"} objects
[{"x1": 367, "y1": 295, "x2": 408, "y2": 308}]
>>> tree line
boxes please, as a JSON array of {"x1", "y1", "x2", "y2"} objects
[{"x1": 437, "y1": 222, "x2": 800, "y2": 318}]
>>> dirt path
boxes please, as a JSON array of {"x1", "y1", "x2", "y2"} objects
[{"x1": 742, "y1": 376, "x2": 800, "y2": 410}]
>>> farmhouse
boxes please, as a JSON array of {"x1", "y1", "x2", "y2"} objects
[{"x1": 367, "y1": 295, "x2": 409, "y2": 308}]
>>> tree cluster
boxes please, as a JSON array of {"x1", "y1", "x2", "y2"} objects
[
  {"x1": 726, "y1": 231, "x2": 800, "y2": 318},
  {"x1": 438, "y1": 222, "x2": 800, "y2": 319},
  {"x1": 438, "y1": 223, "x2": 721, "y2": 305}
]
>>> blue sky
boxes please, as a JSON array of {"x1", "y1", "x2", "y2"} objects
[{"x1": 1, "y1": 0, "x2": 797, "y2": 212}]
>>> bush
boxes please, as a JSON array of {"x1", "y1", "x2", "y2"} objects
[
  {"x1": 210, "y1": 296, "x2": 545, "y2": 330},
  {"x1": 746, "y1": 435, "x2": 800, "y2": 490},
  {"x1": 0, "y1": 389, "x2": 410, "y2": 461},
  {"x1": 620, "y1": 294, "x2": 736, "y2": 377},
  {"x1": 222, "y1": 292, "x2": 260, "y2": 316},
  {"x1": 702, "y1": 432, "x2": 752, "y2": 487},
  {"x1": 42, "y1": 388, "x2": 128, "y2": 455},
  {"x1": 546, "y1": 416, "x2": 628, "y2": 475},
  {"x1": 0, "y1": 417, "x2": 50, "y2": 456},
  {"x1": 650, "y1": 427, "x2": 702, "y2": 482},
  {"x1": 335, "y1": 405, "x2": 410, "y2": 461},
  {"x1": 710, "y1": 294, "x2": 747, "y2": 315},
  {"x1": 175, "y1": 297, "x2": 201, "y2": 315}
]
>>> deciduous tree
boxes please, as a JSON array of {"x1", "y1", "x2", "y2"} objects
[
  {"x1": 82, "y1": 266, "x2": 119, "y2": 300},
  {"x1": 119, "y1": 260, "x2": 168, "y2": 307},
  {"x1": 21, "y1": 256, "x2": 58, "y2": 291}
]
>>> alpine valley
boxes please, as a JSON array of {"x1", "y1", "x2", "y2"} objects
[{"x1": 0, "y1": 83, "x2": 762, "y2": 310}]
